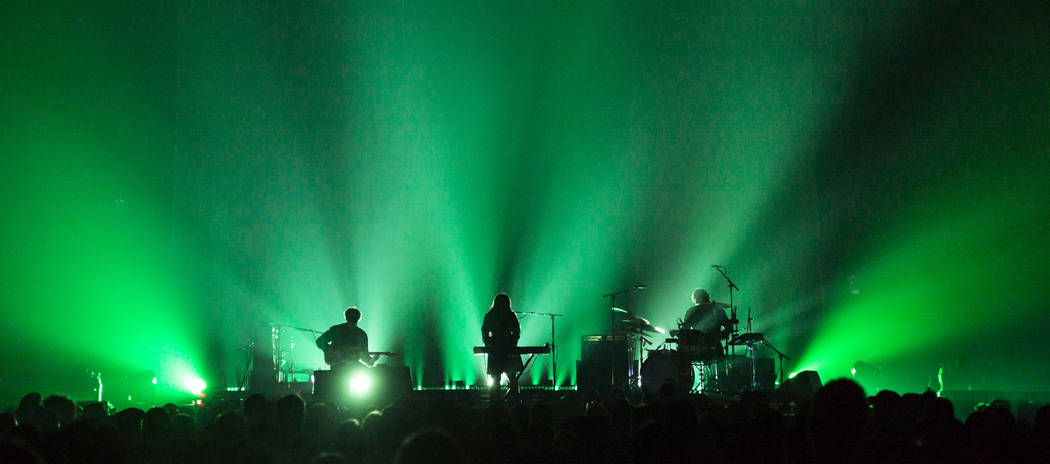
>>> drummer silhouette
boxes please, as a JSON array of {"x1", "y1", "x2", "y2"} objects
[{"x1": 680, "y1": 288, "x2": 730, "y2": 359}]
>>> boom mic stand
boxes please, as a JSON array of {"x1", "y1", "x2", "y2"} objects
[{"x1": 712, "y1": 266, "x2": 739, "y2": 355}]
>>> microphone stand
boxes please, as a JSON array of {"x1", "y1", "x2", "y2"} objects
[
  {"x1": 712, "y1": 267, "x2": 739, "y2": 356},
  {"x1": 271, "y1": 322, "x2": 324, "y2": 335},
  {"x1": 514, "y1": 310, "x2": 563, "y2": 388},
  {"x1": 762, "y1": 338, "x2": 791, "y2": 389}
]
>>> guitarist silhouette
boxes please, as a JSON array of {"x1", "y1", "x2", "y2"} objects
[{"x1": 316, "y1": 307, "x2": 376, "y2": 367}]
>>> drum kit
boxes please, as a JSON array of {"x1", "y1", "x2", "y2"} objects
[
  {"x1": 621, "y1": 302, "x2": 789, "y2": 395},
  {"x1": 605, "y1": 268, "x2": 790, "y2": 395}
]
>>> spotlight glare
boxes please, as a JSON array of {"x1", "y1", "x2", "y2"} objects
[
  {"x1": 349, "y1": 373, "x2": 372, "y2": 396},
  {"x1": 186, "y1": 377, "x2": 206, "y2": 395}
]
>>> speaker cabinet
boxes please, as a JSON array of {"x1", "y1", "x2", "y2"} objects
[
  {"x1": 576, "y1": 334, "x2": 629, "y2": 392},
  {"x1": 779, "y1": 370, "x2": 822, "y2": 401}
]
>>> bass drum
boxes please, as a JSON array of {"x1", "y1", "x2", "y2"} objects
[{"x1": 641, "y1": 350, "x2": 693, "y2": 394}]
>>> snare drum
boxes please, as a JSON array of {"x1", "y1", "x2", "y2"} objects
[{"x1": 641, "y1": 350, "x2": 693, "y2": 394}]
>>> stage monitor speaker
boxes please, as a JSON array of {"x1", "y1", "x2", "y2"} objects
[
  {"x1": 795, "y1": 370, "x2": 822, "y2": 393},
  {"x1": 779, "y1": 370, "x2": 822, "y2": 401}
]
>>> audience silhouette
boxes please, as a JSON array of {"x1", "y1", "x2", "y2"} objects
[{"x1": 2, "y1": 378, "x2": 1047, "y2": 463}]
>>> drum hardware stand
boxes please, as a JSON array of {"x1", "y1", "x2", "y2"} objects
[
  {"x1": 237, "y1": 342, "x2": 255, "y2": 391},
  {"x1": 620, "y1": 324, "x2": 644, "y2": 390},
  {"x1": 747, "y1": 306, "x2": 755, "y2": 391},
  {"x1": 287, "y1": 335, "x2": 297, "y2": 382},
  {"x1": 270, "y1": 322, "x2": 325, "y2": 383},
  {"x1": 728, "y1": 331, "x2": 791, "y2": 391},
  {"x1": 513, "y1": 310, "x2": 563, "y2": 387},
  {"x1": 745, "y1": 306, "x2": 790, "y2": 389},
  {"x1": 603, "y1": 285, "x2": 647, "y2": 389},
  {"x1": 631, "y1": 331, "x2": 653, "y2": 389},
  {"x1": 692, "y1": 361, "x2": 706, "y2": 393},
  {"x1": 624, "y1": 313, "x2": 663, "y2": 391},
  {"x1": 271, "y1": 322, "x2": 282, "y2": 383}
]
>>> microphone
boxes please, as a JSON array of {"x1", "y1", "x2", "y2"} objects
[{"x1": 711, "y1": 264, "x2": 723, "y2": 269}]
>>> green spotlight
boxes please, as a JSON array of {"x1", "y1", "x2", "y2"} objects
[{"x1": 349, "y1": 372, "x2": 372, "y2": 397}]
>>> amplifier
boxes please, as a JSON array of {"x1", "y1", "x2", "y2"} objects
[
  {"x1": 577, "y1": 334, "x2": 630, "y2": 393},
  {"x1": 314, "y1": 365, "x2": 411, "y2": 406},
  {"x1": 580, "y1": 334, "x2": 629, "y2": 362}
]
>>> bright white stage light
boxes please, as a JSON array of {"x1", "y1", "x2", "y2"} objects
[
  {"x1": 186, "y1": 377, "x2": 207, "y2": 396},
  {"x1": 349, "y1": 373, "x2": 373, "y2": 396}
]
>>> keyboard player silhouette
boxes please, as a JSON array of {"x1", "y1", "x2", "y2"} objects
[{"x1": 481, "y1": 293, "x2": 523, "y2": 400}]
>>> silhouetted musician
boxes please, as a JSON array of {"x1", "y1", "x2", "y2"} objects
[
  {"x1": 680, "y1": 288, "x2": 730, "y2": 359},
  {"x1": 481, "y1": 293, "x2": 523, "y2": 399},
  {"x1": 316, "y1": 306, "x2": 377, "y2": 368}
]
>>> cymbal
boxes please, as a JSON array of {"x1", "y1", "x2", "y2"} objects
[
  {"x1": 622, "y1": 319, "x2": 665, "y2": 334},
  {"x1": 618, "y1": 311, "x2": 649, "y2": 324},
  {"x1": 611, "y1": 307, "x2": 629, "y2": 313}
]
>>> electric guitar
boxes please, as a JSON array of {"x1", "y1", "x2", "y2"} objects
[{"x1": 323, "y1": 347, "x2": 399, "y2": 366}]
